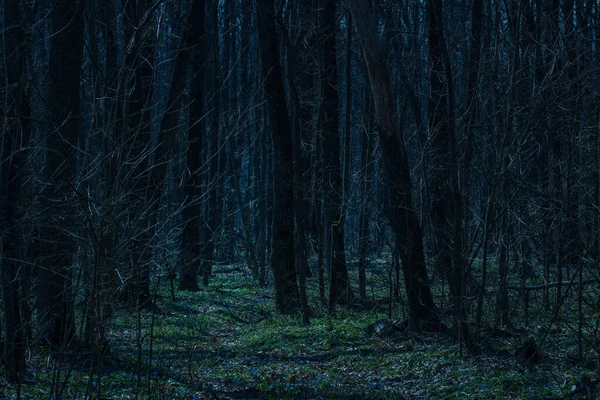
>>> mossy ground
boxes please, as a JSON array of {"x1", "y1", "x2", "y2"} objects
[{"x1": 1, "y1": 260, "x2": 598, "y2": 399}]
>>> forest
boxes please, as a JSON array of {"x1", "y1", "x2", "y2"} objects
[{"x1": 1, "y1": 0, "x2": 600, "y2": 398}]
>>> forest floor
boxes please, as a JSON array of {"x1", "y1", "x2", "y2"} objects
[{"x1": 1, "y1": 260, "x2": 599, "y2": 399}]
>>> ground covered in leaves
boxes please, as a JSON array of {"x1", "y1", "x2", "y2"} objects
[{"x1": 1, "y1": 263, "x2": 599, "y2": 399}]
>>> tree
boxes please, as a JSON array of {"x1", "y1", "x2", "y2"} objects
[
  {"x1": 162, "y1": 0, "x2": 206, "y2": 292},
  {"x1": 255, "y1": 0, "x2": 301, "y2": 315},
  {"x1": 200, "y1": 0, "x2": 223, "y2": 287},
  {"x1": 122, "y1": 0, "x2": 158, "y2": 308},
  {"x1": 346, "y1": 0, "x2": 438, "y2": 328},
  {"x1": 461, "y1": 0, "x2": 483, "y2": 235},
  {"x1": 357, "y1": 89, "x2": 375, "y2": 300},
  {"x1": 279, "y1": 0, "x2": 315, "y2": 322},
  {"x1": 1, "y1": 0, "x2": 30, "y2": 382},
  {"x1": 319, "y1": 0, "x2": 353, "y2": 312},
  {"x1": 38, "y1": 0, "x2": 85, "y2": 348},
  {"x1": 426, "y1": 0, "x2": 476, "y2": 354}
]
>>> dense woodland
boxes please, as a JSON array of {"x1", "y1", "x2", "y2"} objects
[{"x1": 1, "y1": 0, "x2": 600, "y2": 398}]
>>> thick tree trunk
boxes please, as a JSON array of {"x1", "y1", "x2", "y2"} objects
[
  {"x1": 38, "y1": 0, "x2": 85, "y2": 349},
  {"x1": 426, "y1": 0, "x2": 476, "y2": 355},
  {"x1": 346, "y1": 0, "x2": 438, "y2": 329},
  {"x1": 178, "y1": 0, "x2": 206, "y2": 292},
  {"x1": 1, "y1": 0, "x2": 30, "y2": 381},
  {"x1": 123, "y1": 0, "x2": 156, "y2": 308},
  {"x1": 256, "y1": 0, "x2": 301, "y2": 314},
  {"x1": 279, "y1": 2, "x2": 313, "y2": 318},
  {"x1": 87, "y1": 0, "x2": 119, "y2": 352}
]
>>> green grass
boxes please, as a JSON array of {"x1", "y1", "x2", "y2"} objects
[{"x1": 1, "y1": 259, "x2": 599, "y2": 399}]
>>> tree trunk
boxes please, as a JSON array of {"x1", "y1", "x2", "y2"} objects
[
  {"x1": 1, "y1": 0, "x2": 30, "y2": 381},
  {"x1": 461, "y1": 0, "x2": 483, "y2": 244},
  {"x1": 123, "y1": 0, "x2": 156, "y2": 308},
  {"x1": 279, "y1": 1, "x2": 313, "y2": 320},
  {"x1": 38, "y1": 0, "x2": 85, "y2": 349},
  {"x1": 320, "y1": 0, "x2": 353, "y2": 313},
  {"x1": 178, "y1": 0, "x2": 206, "y2": 292},
  {"x1": 343, "y1": 11, "x2": 353, "y2": 220},
  {"x1": 346, "y1": 0, "x2": 438, "y2": 329},
  {"x1": 314, "y1": 127, "x2": 327, "y2": 306},
  {"x1": 426, "y1": 0, "x2": 476, "y2": 355},
  {"x1": 358, "y1": 91, "x2": 375, "y2": 301},
  {"x1": 201, "y1": 0, "x2": 223, "y2": 286},
  {"x1": 256, "y1": 0, "x2": 301, "y2": 315}
]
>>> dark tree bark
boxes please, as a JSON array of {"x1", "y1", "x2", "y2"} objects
[
  {"x1": 357, "y1": 90, "x2": 375, "y2": 301},
  {"x1": 1, "y1": 0, "x2": 30, "y2": 382},
  {"x1": 219, "y1": 0, "x2": 237, "y2": 265},
  {"x1": 343, "y1": 11, "x2": 352, "y2": 225},
  {"x1": 226, "y1": 0, "x2": 259, "y2": 280},
  {"x1": 177, "y1": 0, "x2": 206, "y2": 292},
  {"x1": 426, "y1": 0, "x2": 476, "y2": 355},
  {"x1": 461, "y1": 0, "x2": 483, "y2": 244},
  {"x1": 200, "y1": 0, "x2": 223, "y2": 286},
  {"x1": 227, "y1": 131, "x2": 260, "y2": 279},
  {"x1": 346, "y1": 0, "x2": 438, "y2": 329},
  {"x1": 256, "y1": 99, "x2": 270, "y2": 287},
  {"x1": 38, "y1": 0, "x2": 85, "y2": 348},
  {"x1": 559, "y1": 0, "x2": 580, "y2": 307},
  {"x1": 87, "y1": 0, "x2": 119, "y2": 352},
  {"x1": 122, "y1": 0, "x2": 157, "y2": 308},
  {"x1": 279, "y1": 0, "x2": 313, "y2": 322},
  {"x1": 320, "y1": 0, "x2": 353, "y2": 312},
  {"x1": 147, "y1": 0, "x2": 202, "y2": 289},
  {"x1": 255, "y1": 0, "x2": 301, "y2": 315},
  {"x1": 260, "y1": 103, "x2": 272, "y2": 288},
  {"x1": 294, "y1": 0, "x2": 318, "y2": 283},
  {"x1": 315, "y1": 126, "x2": 327, "y2": 307}
]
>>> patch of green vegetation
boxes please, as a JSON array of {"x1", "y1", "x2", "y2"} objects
[{"x1": 1, "y1": 261, "x2": 599, "y2": 399}]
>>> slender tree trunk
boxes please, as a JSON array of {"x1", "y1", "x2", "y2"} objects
[
  {"x1": 219, "y1": 0, "x2": 236, "y2": 265},
  {"x1": 227, "y1": 134, "x2": 259, "y2": 278},
  {"x1": 258, "y1": 100, "x2": 269, "y2": 287},
  {"x1": 295, "y1": 0, "x2": 318, "y2": 280},
  {"x1": 320, "y1": 0, "x2": 353, "y2": 313},
  {"x1": 343, "y1": 12, "x2": 353, "y2": 218},
  {"x1": 498, "y1": 214, "x2": 510, "y2": 327},
  {"x1": 237, "y1": 0, "x2": 261, "y2": 281},
  {"x1": 201, "y1": 0, "x2": 222, "y2": 286},
  {"x1": 560, "y1": 0, "x2": 580, "y2": 307},
  {"x1": 358, "y1": 92, "x2": 374, "y2": 301},
  {"x1": 314, "y1": 127, "x2": 327, "y2": 306},
  {"x1": 461, "y1": 0, "x2": 483, "y2": 245}
]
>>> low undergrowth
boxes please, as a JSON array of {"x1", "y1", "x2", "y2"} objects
[{"x1": 1, "y1": 261, "x2": 598, "y2": 399}]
